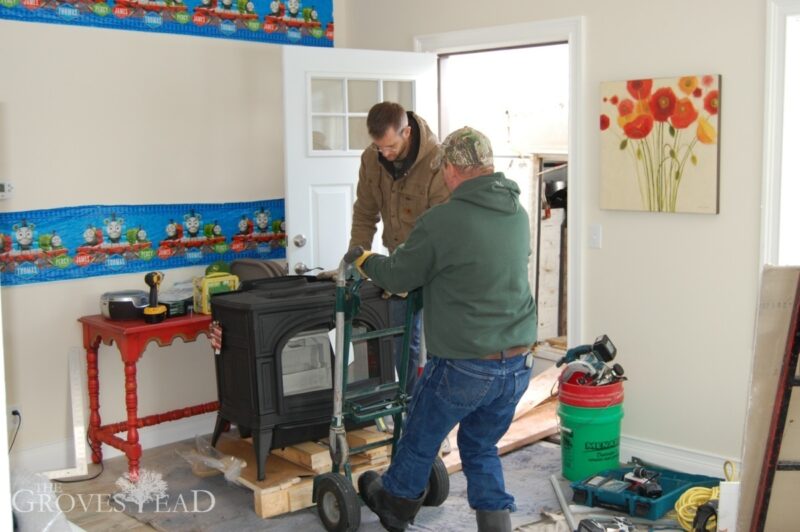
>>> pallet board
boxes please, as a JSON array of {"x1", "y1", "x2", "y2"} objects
[
  {"x1": 214, "y1": 433, "x2": 389, "y2": 519},
  {"x1": 208, "y1": 366, "x2": 561, "y2": 519}
]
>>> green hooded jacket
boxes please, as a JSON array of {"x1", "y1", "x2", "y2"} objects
[{"x1": 362, "y1": 172, "x2": 537, "y2": 359}]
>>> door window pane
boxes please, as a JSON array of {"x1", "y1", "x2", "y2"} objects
[
  {"x1": 348, "y1": 80, "x2": 379, "y2": 113},
  {"x1": 383, "y1": 80, "x2": 414, "y2": 110},
  {"x1": 348, "y1": 117, "x2": 371, "y2": 151},
  {"x1": 311, "y1": 79, "x2": 345, "y2": 113},
  {"x1": 312, "y1": 116, "x2": 345, "y2": 150},
  {"x1": 309, "y1": 77, "x2": 414, "y2": 152}
]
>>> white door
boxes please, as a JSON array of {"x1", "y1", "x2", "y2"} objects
[{"x1": 282, "y1": 46, "x2": 438, "y2": 274}]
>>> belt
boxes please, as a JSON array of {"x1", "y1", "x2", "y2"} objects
[{"x1": 483, "y1": 346, "x2": 531, "y2": 360}]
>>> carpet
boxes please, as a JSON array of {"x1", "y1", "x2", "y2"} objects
[{"x1": 123, "y1": 439, "x2": 564, "y2": 531}]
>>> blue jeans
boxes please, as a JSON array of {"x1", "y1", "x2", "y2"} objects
[
  {"x1": 389, "y1": 299, "x2": 421, "y2": 395},
  {"x1": 382, "y1": 354, "x2": 533, "y2": 511}
]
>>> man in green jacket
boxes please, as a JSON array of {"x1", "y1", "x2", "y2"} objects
[{"x1": 353, "y1": 127, "x2": 537, "y2": 532}]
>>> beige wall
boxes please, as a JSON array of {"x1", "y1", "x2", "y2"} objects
[
  {"x1": 339, "y1": 0, "x2": 764, "y2": 461},
  {"x1": 0, "y1": 20, "x2": 286, "y2": 454},
  {"x1": 1, "y1": 0, "x2": 765, "y2": 466}
]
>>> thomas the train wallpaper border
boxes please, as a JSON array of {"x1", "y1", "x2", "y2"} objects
[
  {"x1": 0, "y1": 0, "x2": 333, "y2": 47},
  {"x1": 0, "y1": 199, "x2": 286, "y2": 286}
]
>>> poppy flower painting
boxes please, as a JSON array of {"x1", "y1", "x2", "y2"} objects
[{"x1": 600, "y1": 75, "x2": 721, "y2": 213}]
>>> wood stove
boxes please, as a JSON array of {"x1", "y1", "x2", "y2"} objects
[{"x1": 210, "y1": 276, "x2": 394, "y2": 480}]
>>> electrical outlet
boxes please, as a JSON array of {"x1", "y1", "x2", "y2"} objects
[{"x1": 7, "y1": 404, "x2": 21, "y2": 431}]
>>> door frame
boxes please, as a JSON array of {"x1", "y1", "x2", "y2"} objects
[
  {"x1": 761, "y1": 0, "x2": 800, "y2": 266},
  {"x1": 415, "y1": 17, "x2": 585, "y2": 345}
]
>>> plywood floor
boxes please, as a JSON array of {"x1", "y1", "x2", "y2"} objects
[{"x1": 55, "y1": 440, "x2": 197, "y2": 532}]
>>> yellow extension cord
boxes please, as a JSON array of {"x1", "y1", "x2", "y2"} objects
[{"x1": 673, "y1": 461, "x2": 736, "y2": 531}]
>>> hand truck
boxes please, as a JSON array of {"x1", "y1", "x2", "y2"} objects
[{"x1": 312, "y1": 248, "x2": 450, "y2": 532}]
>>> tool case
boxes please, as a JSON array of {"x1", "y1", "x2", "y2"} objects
[{"x1": 570, "y1": 466, "x2": 721, "y2": 521}]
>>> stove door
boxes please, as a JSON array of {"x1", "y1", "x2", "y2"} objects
[{"x1": 281, "y1": 329, "x2": 333, "y2": 397}]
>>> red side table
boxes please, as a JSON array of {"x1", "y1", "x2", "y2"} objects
[{"x1": 79, "y1": 313, "x2": 218, "y2": 480}]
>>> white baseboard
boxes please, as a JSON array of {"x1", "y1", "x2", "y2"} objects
[
  {"x1": 620, "y1": 434, "x2": 740, "y2": 479},
  {"x1": 10, "y1": 414, "x2": 737, "y2": 481},
  {"x1": 9, "y1": 413, "x2": 217, "y2": 475}
]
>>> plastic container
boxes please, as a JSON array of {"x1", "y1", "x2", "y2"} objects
[
  {"x1": 559, "y1": 380, "x2": 624, "y2": 408},
  {"x1": 570, "y1": 466, "x2": 721, "y2": 520},
  {"x1": 558, "y1": 401, "x2": 624, "y2": 481}
]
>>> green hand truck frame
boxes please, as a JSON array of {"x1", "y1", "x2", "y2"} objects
[{"x1": 312, "y1": 248, "x2": 449, "y2": 532}]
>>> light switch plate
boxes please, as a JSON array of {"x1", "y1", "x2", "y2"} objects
[{"x1": 589, "y1": 224, "x2": 603, "y2": 249}]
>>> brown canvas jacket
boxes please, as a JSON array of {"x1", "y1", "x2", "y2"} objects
[{"x1": 349, "y1": 113, "x2": 450, "y2": 252}]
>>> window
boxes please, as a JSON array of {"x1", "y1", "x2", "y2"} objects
[{"x1": 309, "y1": 77, "x2": 414, "y2": 154}]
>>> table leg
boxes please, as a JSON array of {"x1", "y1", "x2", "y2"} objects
[
  {"x1": 124, "y1": 360, "x2": 142, "y2": 481},
  {"x1": 86, "y1": 343, "x2": 102, "y2": 464}
]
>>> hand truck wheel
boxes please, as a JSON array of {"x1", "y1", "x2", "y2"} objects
[
  {"x1": 315, "y1": 473, "x2": 361, "y2": 532},
  {"x1": 423, "y1": 455, "x2": 450, "y2": 507}
]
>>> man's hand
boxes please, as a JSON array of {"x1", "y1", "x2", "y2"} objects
[
  {"x1": 316, "y1": 270, "x2": 338, "y2": 281},
  {"x1": 346, "y1": 246, "x2": 374, "y2": 277},
  {"x1": 381, "y1": 290, "x2": 408, "y2": 299}
]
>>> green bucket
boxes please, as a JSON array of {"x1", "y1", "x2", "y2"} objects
[{"x1": 558, "y1": 402, "x2": 624, "y2": 481}]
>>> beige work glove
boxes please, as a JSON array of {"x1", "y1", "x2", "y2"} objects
[
  {"x1": 316, "y1": 270, "x2": 339, "y2": 281},
  {"x1": 381, "y1": 290, "x2": 409, "y2": 299}
]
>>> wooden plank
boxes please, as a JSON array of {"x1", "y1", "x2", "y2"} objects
[
  {"x1": 443, "y1": 400, "x2": 559, "y2": 474},
  {"x1": 215, "y1": 434, "x2": 314, "y2": 492},
  {"x1": 513, "y1": 365, "x2": 561, "y2": 421},
  {"x1": 737, "y1": 267, "x2": 800, "y2": 530},
  {"x1": 272, "y1": 441, "x2": 332, "y2": 474},
  {"x1": 347, "y1": 428, "x2": 392, "y2": 448},
  {"x1": 546, "y1": 336, "x2": 568, "y2": 350},
  {"x1": 214, "y1": 432, "x2": 394, "y2": 519}
]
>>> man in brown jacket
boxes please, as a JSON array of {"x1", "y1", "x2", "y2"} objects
[{"x1": 349, "y1": 102, "x2": 449, "y2": 394}]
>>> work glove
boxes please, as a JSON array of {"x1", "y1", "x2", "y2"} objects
[
  {"x1": 381, "y1": 290, "x2": 408, "y2": 300},
  {"x1": 346, "y1": 246, "x2": 374, "y2": 278},
  {"x1": 316, "y1": 269, "x2": 338, "y2": 281}
]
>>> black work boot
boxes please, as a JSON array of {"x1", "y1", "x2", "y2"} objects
[
  {"x1": 358, "y1": 471, "x2": 425, "y2": 532},
  {"x1": 476, "y1": 509, "x2": 512, "y2": 532}
]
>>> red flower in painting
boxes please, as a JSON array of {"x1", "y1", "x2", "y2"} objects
[
  {"x1": 610, "y1": 95, "x2": 619, "y2": 105},
  {"x1": 693, "y1": 87, "x2": 702, "y2": 98},
  {"x1": 618, "y1": 99, "x2": 634, "y2": 116},
  {"x1": 670, "y1": 98, "x2": 698, "y2": 129},
  {"x1": 600, "y1": 114, "x2": 610, "y2": 130},
  {"x1": 627, "y1": 79, "x2": 653, "y2": 100},
  {"x1": 623, "y1": 113, "x2": 654, "y2": 139},
  {"x1": 649, "y1": 87, "x2": 677, "y2": 122},
  {"x1": 702, "y1": 75, "x2": 715, "y2": 87},
  {"x1": 704, "y1": 90, "x2": 719, "y2": 115}
]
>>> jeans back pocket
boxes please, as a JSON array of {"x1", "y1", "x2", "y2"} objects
[{"x1": 434, "y1": 360, "x2": 494, "y2": 409}]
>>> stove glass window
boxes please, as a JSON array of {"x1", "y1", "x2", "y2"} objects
[
  {"x1": 281, "y1": 324, "x2": 382, "y2": 396},
  {"x1": 281, "y1": 329, "x2": 333, "y2": 396}
]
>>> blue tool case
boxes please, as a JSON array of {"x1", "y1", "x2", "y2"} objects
[{"x1": 570, "y1": 467, "x2": 721, "y2": 521}]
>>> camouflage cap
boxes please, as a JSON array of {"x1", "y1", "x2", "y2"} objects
[{"x1": 431, "y1": 126, "x2": 494, "y2": 170}]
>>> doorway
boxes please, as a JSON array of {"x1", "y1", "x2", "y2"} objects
[
  {"x1": 415, "y1": 18, "x2": 584, "y2": 346},
  {"x1": 438, "y1": 43, "x2": 570, "y2": 342}
]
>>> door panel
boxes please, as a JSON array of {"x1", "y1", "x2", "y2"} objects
[{"x1": 283, "y1": 46, "x2": 437, "y2": 273}]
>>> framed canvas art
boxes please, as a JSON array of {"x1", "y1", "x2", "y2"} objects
[{"x1": 600, "y1": 75, "x2": 721, "y2": 213}]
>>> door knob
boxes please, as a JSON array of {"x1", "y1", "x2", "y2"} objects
[
  {"x1": 293, "y1": 234, "x2": 307, "y2": 248},
  {"x1": 294, "y1": 262, "x2": 322, "y2": 275}
]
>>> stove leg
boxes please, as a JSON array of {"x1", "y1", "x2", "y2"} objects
[
  {"x1": 211, "y1": 413, "x2": 227, "y2": 447},
  {"x1": 254, "y1": 428, "x2": 273, "y2": 482}
]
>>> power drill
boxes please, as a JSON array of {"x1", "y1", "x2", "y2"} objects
[{"x1": 143, "y1": 271, "x2": 168, "y2": 324}]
